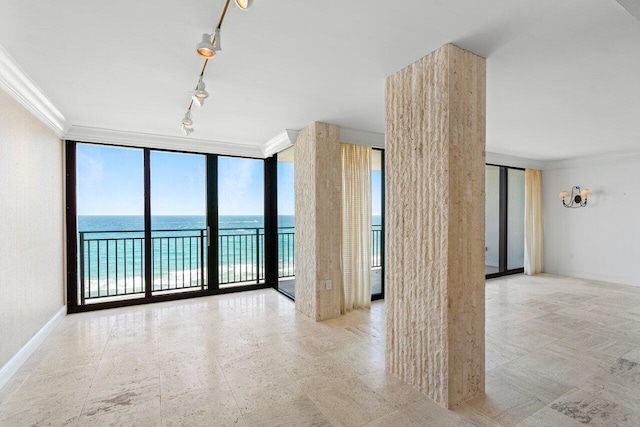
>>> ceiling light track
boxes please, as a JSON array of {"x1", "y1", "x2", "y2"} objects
[{"x1": 181, "y1": 0, "x2": 254, "y2": 136}]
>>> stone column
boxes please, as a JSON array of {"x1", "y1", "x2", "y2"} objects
[
  {"x1": 385, "y1": 44, "x2": 486, "y2": 408},
  {"x1": 294, "y1": 122, "x2": 342, "y2": 321}
]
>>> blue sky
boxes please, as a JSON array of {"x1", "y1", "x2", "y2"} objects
[{"x1": 77, "y1": 144, "x2": 381, "y2": 217}]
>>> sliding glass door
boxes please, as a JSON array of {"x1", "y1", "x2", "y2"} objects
[
  {"x1": 217, "y1": 156, "x2": 265, "y2": 288},
  {"x1": 150, "y1": 151, "x2": 207, "y2": 295},
  {"x1": 76, "y1": 143, "x2": 146, "y2": 304},
  {"x1": 485, "y1": 164, "x2": 525, "y2": 278},
  {"x1": 276, "y1": 147, "x2": 295, "y2": 298},
  {"x1": 371, "y1": 149, "x2": 384, "y2": 300}
]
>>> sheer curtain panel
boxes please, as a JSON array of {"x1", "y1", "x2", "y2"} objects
[
  {"x1": 524, "y1": 169, "x2": 543, "y2": 275},
  {"x1": 341, "y1": 143, "x2": 372, "y2": 312}
]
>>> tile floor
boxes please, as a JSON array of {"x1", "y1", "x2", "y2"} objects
[{"x1": 2, "y1": 273, "x2": 640, "y2": 426}]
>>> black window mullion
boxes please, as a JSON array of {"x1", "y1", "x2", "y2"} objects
[
  {"x1": 65, "y1": 140, "x2": 79, "y2": 310},
  {"x1": 144, "y1": 149, "x2": 152, "y2": 298},
  {"x1": 207, "y1": 154, "x2": 219, "y2": 291},
  {"x1": 264, "y1": 156, "x2": 278, "y2": 288},
  {"x1": 498, "y1": 166, "x2": 508, "y2": 273}
]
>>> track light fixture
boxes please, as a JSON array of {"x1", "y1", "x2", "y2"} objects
[
  {"x1": 182, "y1": 111, "x2": 193, "y2": 126},
  {"x1": 181, "y1": 0, "x2": 255, "y2": 136},
  {"x1": 213, "y1": 28, "x2": 222, "y2": 52},
  {"x1": 196, "y1": 33, "x2": 216, "y2": 59},
  {"x1": 194, "y1": 78, "x2": 209, "y2": 99},
  {"x1": 234, "y1": 0, "x2": 253, "y2": 10},
  {"x1": 181, "y1": 124, "x2": 194, "y2": 136},
  {"x1": 192, "y1": 96, "x2": 205, "y2": 108}
]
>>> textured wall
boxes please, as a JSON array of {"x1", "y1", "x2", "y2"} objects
[
  {"x1": 0, "y1": 89, "x2": 65, "y2": 368},
  {"x1": 385, "y1": 44, "x2": 486, "y2": 408},
  {"x1": 294, "y1": 122, "x2": 342, "y2": 321}
]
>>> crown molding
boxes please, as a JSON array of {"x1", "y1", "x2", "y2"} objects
[
  {"x1": 0, "y1": 44, "x2": 70, "y2": 138},
  {"x1": 262, "y1": 129, "x2": 299, "y2": 158},
  {"x1": 545, "y1": 148, "x2": 640, "y2": 170},
  {"x1": 340, "y1": 127, "x2": 385, "y2": 148},
  {"x1": 65, "y1": 126, "x2": 264, "y2": 158}
]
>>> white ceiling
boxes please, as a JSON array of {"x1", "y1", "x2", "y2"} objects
[{"x1": 1, "y1": 0, "x2": 639, "y2": 161}]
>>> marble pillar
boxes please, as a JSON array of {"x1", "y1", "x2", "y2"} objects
[
  {"x1": 294, "y1": 122, "x2": 342, "y2": 321},
  {"x1": 385, "y1": 44, "x2": 486, "y2": 408}
]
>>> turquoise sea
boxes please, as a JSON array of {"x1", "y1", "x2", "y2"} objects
[{"x1": 77, "y1": 215, "x2": 381, "y2": 299}]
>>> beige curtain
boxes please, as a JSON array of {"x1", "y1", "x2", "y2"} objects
[
  {"x1": 341, "y1": 143, "x2": 372, "y2": 313},
  {"x1": 524, "y1": 169, "x2": 543, "y2": 275}
]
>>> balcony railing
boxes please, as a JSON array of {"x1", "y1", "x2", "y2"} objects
[{"x1": 78, "y1": 225, "x2": 382, "y2": 302}]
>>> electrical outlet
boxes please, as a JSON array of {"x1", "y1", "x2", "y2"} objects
[{"x1": 325, "y1": 280, "x2": 332, "y2": 291}]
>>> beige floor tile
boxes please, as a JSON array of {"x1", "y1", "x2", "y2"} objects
[
  {"x1": 579, "y1": 358, "x2": 640, "y2": 411},
  {"x1": 516, "y1": 406, "x2": 584, "y2": 427},
  {"x1": 162, "y1": 381, "x2": 245, "y2": 427},
  {"x1": 622, "y1": 346, "x2": 640, "y2": 364},
  {"x1": 306, "y1": 376, "x2": 395, "y2": 427},
  {"x1": 546, "y1": 387, "x2": 640, "y2": 426},
  {"x1": 485, "y1": 337, "x2": 528, "y2": 371},
  {"x1": 358, "y1": 370, "x2": 426, "y2": 410},
  {"x1": 243, "y1": 394, "x2": 330, "y2": 426},
  {"x1": 3, "y1": 275, "x2": 640, "y2": 425},
  {"x1": 466, "y1": 375, "x2": 546, "y2": 427},
  {"x1": 364, "y1": 398, "x2": 483, "y2": 427},
  {"x1": 328, "y1": 341, "x2": 385, "y2": 376},
  {"x1": 226, "y1": 366, "x2": 303, "y2": 415}
]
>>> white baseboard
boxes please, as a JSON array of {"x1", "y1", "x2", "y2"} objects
[{"x1": 0, "y1": 306, "x2": 66, "y2": 390}]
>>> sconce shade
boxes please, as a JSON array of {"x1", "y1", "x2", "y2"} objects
[{"x1": 560, "y1": 186, "x2": 589, "y2": 208}]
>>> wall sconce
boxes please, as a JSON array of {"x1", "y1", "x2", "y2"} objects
[{"x1": 559, "y1": 186, "x2": 591, "y2": 208}]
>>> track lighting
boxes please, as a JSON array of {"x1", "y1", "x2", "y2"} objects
[
  {"x1": 192, "y1": 95, "x2": 205, "y2": 108},
  {"x1": 194, "y1": 78, "x2": 209, "y2": 99},
  {"x1": 181, "y1": 124, "x2": 194, "y2": 136},
  {"x1": 234, "y1": 0, "x2": 253, "y2": 10},
  {"x1": 182, "y1": 111, "x2": 193, "y2": 126},
  {"x1": 183, "y1": 0, "x2": 258, "y2": 133},
  {"x1": 196, "y1": 33, "x2": 216, "y2": 59},
  {"x1": 213, "y1": 28, "x2": 222, "y2": 52}
]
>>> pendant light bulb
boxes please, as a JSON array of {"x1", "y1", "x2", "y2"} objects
[
  {"x1": 194, "y1": 79, "x2": 209, "y2": 99},
  {"x1": 182, "y1": 111, "x2": 193, "y2": 126},
  {"x1": 234, "y1": 0, "x2": 253, "y2": 10},
  {"x1": 213, "y1": 28, "x2": 222, "y2": 52},
  {"x1": 196, "y1": 33, "x2": 216, "y2": 58}
]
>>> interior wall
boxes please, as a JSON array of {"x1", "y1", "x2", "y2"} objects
[
  {"x1": 544, "y1": 157, "x2": 640, "y2": 286},
  {"x1": 0, "y1": 89, "x2": 65, "y2": 368}
]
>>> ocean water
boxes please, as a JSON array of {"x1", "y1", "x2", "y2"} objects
[{"x1": 77, "y1": 215, "x2": 381, "y2": 299}]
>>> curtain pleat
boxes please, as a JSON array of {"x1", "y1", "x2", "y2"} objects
[
  {"x1": 524, "y1": 169, "x2": 543, "y2": 275},
  {"x1": 340, "y1": 143, "x2": 372, "y2": 313}
]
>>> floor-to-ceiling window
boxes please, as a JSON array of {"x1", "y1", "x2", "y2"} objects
[
  {"x1": 485, "y1": 164, "x2": 525, "y2": 278},
  {"x1": 217, "y1": 156, "x2": 265, "y2": 289},
  {"x1": 150, "y1": 151, "x2": 207, "y2": 295},
  {"x1": 76, "y1": 144, "x2": 146, "y2": 304},
  {"x1": 371, "y1": 149, "x2": 385, "y2": 300},
  {"x1": 276, "y1": 147, "x2": 295, "y2": 298},
  {"x1": 67, "y1": 142, "x2": 275, "y2": 312}
]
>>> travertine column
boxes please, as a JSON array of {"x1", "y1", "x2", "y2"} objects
[
  {"x1": 385, "y1": 44, "x2": 486, "y2": 408},
  {"x1": 294, "y1": 122, "x2": 342, "y2": 321}
]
